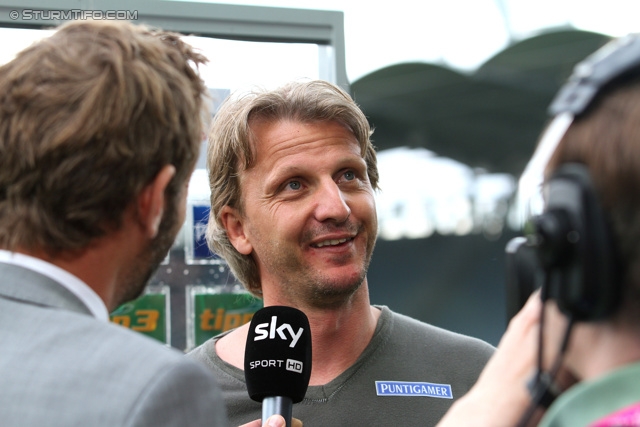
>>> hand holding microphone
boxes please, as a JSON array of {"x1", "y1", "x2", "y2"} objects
[
  {"x1": 238, "y1": 414, "x2": 303, "y2": 427},
  {"x1": 244, "y1": 306, "x2": 312, "y2": 427}
]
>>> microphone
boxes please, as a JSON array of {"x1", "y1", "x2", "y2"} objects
[{"x1": 244, "y1": 306, "x2": 312, "y2": 427}]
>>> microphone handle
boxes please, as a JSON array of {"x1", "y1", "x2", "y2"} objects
[{"x1": 262, "y1": 396, "x2": 293, "y2": 427}]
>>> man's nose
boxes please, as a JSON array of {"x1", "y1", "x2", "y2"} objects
[{"x1": 313, "y1": 180, "x2": 351, "y2": 223}]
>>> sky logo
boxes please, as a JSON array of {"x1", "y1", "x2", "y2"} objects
[
  {"x1": 375, "y1": 381, "x2": 453, "y2": 399},
  {"x1": 253, "y1": 315, "x2": 304, "y2": 348}
]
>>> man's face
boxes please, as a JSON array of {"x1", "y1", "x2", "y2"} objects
[{"x1": 225, "y1": 119, "x2": 378, "y2": 308}]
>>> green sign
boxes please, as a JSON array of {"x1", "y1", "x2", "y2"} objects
[
  {"x1": 110, "y1": 290, "x2": 168, "y2": 345},
  {"x1": 191, "y1": 292, "x2": 262, "y2": 348}
]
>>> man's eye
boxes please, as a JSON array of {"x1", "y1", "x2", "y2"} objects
[
  {"x1": 287, "y1": 181, "x2": 301, "y2": 190},
  {"x1": 344, "y1": 171, "x2": 355, "y2": 181}
]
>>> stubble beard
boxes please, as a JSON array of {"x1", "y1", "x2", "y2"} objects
[
  {"x1": 304, "y1": 261, "x2": 371, "y2": 309},
  {"x1": 268, "y1": 223, "x2": 377, "y2": 310},
  {"x1": 112, "y1": 203, "x2": 181, "y2": 309}
]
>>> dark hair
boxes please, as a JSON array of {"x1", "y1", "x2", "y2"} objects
[{"x1": 546, "y1": 74, "x2": 640, "y2": 327}]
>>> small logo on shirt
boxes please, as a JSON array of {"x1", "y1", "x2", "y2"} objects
[{"x1": 375, "y1": 381, "x2": 453, "y2": 399}]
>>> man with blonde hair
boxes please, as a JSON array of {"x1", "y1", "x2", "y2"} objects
[{"x1": 189, "y1": 80, "x2": 494, "y2": 426}]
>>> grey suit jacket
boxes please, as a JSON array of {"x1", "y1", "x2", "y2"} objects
[{"x1": 0, "y1": 262, "x2": 229, "y2": 427}]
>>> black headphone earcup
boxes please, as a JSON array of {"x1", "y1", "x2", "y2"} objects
[{"x1": 530, "y1": 163, "x2": 620, "y2": 321}]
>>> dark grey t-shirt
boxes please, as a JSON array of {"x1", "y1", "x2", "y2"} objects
[{"x1": 187, "y1": 306, "x2": 494, "y2": 427}]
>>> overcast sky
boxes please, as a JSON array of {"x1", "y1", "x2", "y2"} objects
[{"x1": 171, "y1": 0, "x2": 640, "y2": 82}]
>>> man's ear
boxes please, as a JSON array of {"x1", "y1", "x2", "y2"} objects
[
  {"x1": 137, "y1": 165, "x2": 176, "y2": 239},
  {"x1": 219, "y1": 205, "x2": 252, "y2": 255}
]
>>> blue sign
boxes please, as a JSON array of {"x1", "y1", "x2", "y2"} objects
[{"x1": 191, "y1": 204, "x2": 221, "y2": 262}]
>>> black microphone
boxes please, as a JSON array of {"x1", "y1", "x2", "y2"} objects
[{"x1": 244, "y1": 306, "x2": 312, "y2": 427}]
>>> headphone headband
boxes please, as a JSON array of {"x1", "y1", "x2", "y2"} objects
[
  {"x1": 550, "y1": 33, "x2": 640, "y2": 116},
  {"x1": 514, "y1": 33, "x2": 640, "y2": 227}
]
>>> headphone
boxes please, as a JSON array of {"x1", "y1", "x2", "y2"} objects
[
  {"x1": 527, "y1": 162, "x2": 619, "y2": 321},
  {"x1": 505, "y1": 33, "x2": 640, "y2": 421},
  {"x1": 507, "y1": 32, "x2": 640, "y2": 323}
]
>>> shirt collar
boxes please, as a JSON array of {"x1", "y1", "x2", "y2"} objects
[
  {"x1": 0, "y1": 249, "x2": 109, "y2": 321},
  {"x1": 539, "y1": 362, "x2": 640, "y2": 427}
]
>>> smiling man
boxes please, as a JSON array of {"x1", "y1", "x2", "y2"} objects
[{"x1": 188, "y1": 80, "x2": 494, "y2": 426}]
